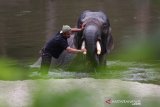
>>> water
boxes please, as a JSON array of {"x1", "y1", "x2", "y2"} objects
[
  {"x1": 29, "y1": 60, "x2": 160, "y2": 85},
  {"x1": 0, "y1": 0, "x2": 160, "y2": 84}
]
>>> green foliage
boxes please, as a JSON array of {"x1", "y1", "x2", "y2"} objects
[
  {"x1": 0, "y1": 58, "x2": 28, "y2": 80},
  {"x1": 32, "y1": 87, "x2": 95, "y2": 107}
]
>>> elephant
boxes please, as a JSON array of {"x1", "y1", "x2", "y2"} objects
[
  {"x1": 74, "y1": 10, "x2": 114, "y2": 66},
  {"x1": 31, "y1": 10, "x2": 113, "y2": 71}
]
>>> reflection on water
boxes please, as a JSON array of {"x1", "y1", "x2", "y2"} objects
[
  {"x1": 122, "y1": 62, "x2": 160, "y2": 84},
  {"x1": 29, "y1": 60, "x2": 160, "y2": 85},
  {"x1": 124, "y1": 68, "x2": 159, "y2": 82},
  {"x1": 30, "y1": 70, "x2": 90, "y2": 79}
]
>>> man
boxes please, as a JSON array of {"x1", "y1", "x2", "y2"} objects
[{"x1": 40, "y1": 25, "x2": 86, "y2": 75}]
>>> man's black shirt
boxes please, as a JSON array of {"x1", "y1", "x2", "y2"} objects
[{"x1": 44, "y1": 32, "x2": 69, "y2": 59}]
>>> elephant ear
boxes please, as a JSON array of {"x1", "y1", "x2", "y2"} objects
[
  {"x1": 101, "y1": 26, "x2": 114, "y2": 54},
  {"x1": 106, "y1": 27, "x2": 114, "y2": 53},
  {"x1": 74, "y1": 30, "x2": 83, "y2": 49},
  {"x1": 74, "y1": 14, "x2": 84, "y2": 49}
]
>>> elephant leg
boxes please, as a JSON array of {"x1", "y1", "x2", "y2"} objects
[
  {"x1": 106, "y1": 35, "x2": 114, "y2": 54},
  {"x1": 99, "y1": 54, "x2": 107, "y2": 66}
]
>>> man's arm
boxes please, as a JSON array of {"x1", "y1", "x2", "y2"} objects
[
  {"x1": 66, "y1": 47, "x2": 86, "y2": 54},
  {"x1": 71, "y1": 27, "x2": 84, "y2": 32}
]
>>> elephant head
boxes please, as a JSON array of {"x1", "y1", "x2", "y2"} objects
[{"x1": 74, "y1": 11, "x2": 114, "y2": 66}]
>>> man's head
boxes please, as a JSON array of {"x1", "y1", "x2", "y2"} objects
[{"x1": 61, "y1": 25, "x2": 72, "y2": 38}]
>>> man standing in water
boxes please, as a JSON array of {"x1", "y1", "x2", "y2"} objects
[{"x1": 40, "y1": 25, "x2": 86, "y2": 75}]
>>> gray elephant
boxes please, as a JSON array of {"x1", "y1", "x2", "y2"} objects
[
  {"x1": 74, "y1": 10, "x2": 114, "y2": 66},
  {"x1": 31, "y1": 11, "x2": 113, "y2": 71}
]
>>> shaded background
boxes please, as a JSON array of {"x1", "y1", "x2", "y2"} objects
[{"x1": 0, "y1": 0, "x2": 160, "y2": 64}]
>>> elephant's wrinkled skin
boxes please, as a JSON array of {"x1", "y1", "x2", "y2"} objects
[{"x1": 74, "y1": 10, "x2": 114, "y2": 66}]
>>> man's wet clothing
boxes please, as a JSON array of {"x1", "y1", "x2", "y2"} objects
[
  {"x1": 40, "y1": 32, "x2": 69, "y2": 74},
  {"x1": 44, "y1": 32, "x2": 69, "y2": 59}
]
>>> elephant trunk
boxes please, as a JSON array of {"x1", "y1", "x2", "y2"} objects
[
  {"x1": 84, "y1": 32, "x2": 100, "y2": 65},
  {"x1": 86, "y1": 37, "x2": 96, "y2": 63}
]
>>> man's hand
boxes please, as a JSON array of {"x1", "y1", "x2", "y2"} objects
[
  {"x1": 81, "y1": 24, "x2": 85, "y2": 30},
  {"x1": 66, "y1": 47, "x2": 86, "y2": 54},
  {"x1": 81, "y1": 48, "x2": 87, "y2": 54}
]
